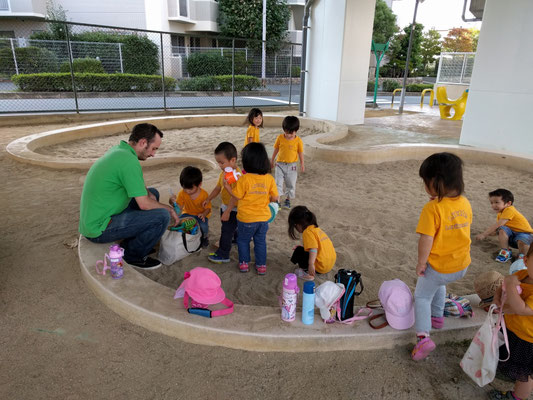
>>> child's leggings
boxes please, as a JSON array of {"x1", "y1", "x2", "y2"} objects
[{"x1": 414, "y1": 264, "x2": 468, "y2": 334}]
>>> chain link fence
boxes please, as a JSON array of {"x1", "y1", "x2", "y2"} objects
[
  {"x1": 0, "y1": 20, "x2": 302, "y2": 114},
  {"x1": 436, "y1": 52, "x2": 475, "y2": 85}
]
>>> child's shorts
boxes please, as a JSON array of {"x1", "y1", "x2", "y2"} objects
[{"x1": 499, "y1": 226, "x2": 533, "y2": 247}]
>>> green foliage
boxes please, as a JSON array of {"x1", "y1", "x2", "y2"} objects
[
  {"x1": 291, "y1": 65, "x2": 301, "y2": 78},
  {"x1": 218, "y1": 0, "x2": 291, "y2": 51},
  {"x1": 59, "y1": 58, "x2": 105, "y2": 73},
  {"x1": 367, "y1": 80, "x2": 375, "y2": 91},
  {"x1": 46, "y1": 0, "x2": 69, "y2": 40},
  {"x1": 0, "y1": 46, "x2": 58, "y2": 77},
  {"x1": 185, "y1": 52, "x2": 231, "y2": 76},
  {"x1": 372, "y1": 0, "x2": 398, "y2": 44},
  {"x1": 420, "y1": 29, "x2": 442, "y2": 73},
  {"x1": 405, "y1": 83, "x2": 434, "y2": 92},
  {"x1": 442, "y1": 28, "x2": 474, "y2": 52},
  {"x1": 382, "y1": 79, "x2": 401, "y2": 92},
  {"x1": 386, "y1": 23, "x2": 425, "y2": 77},
  {"x1": 12, "y1": 73, "x2": 176, "y2": 92},
  {"x1": 178, "y1": 75, "x2": 261, "y2": 91},
  {"x1": 223, "y1": 51, "x2": 253, "y2": 75}
]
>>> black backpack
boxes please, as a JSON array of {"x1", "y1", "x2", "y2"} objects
[{"x1": 335, "y1": 269, "x2": 364, "y2": 321}]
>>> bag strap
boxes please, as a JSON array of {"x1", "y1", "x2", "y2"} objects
[
  {"x1": 184, "y1": 292, "x2": 234, "y2": 318},
  {"x1": 493, "y1": 292, "x2": 510, "y2": 362},
  {"x1": 182, "y1": 231, "x2": 202, "y2": 254},
  {"x1": 368, "y1": 313, "x2": 388, "y2": 329},
  {"x1": 336, "y1": 307, "x2": 372, "y2": 325}
]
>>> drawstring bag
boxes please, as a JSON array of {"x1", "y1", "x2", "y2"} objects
[
  {"x1": 444, "y1": 293, "x2": 474, "y2": 318},
  {"x1": 315, "y1": 281, "x2": 371, "y2": 324},
  {"x1": 334, "y1": 269, "x2": 364, "y2": 322},
  {"x1": 158, "y1": 217, "x2": 202, "y2": 265}
]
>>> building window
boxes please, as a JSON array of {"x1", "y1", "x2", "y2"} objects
[
  {"x1": 0, "y1": 31, "x2": 15, "y2": 38},
  {"x1": 190, "y1": 37, "x2": 201, "y2": 48},
  {"x1": 178, "y1": 0, "x2": 189, "y2": 18},
  {"x1": 171, "y1": 34, "x2": 186, "y2": 55},
  {"x1": 0, "y1": 0, "x2": 10, "y2": 11},
  {"x1": 211, "y1": 39, "x2": 217, "y2": 48}
]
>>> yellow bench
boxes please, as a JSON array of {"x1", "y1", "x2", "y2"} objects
[{"x1": 436, "y1": 86, "x2": 469, "y2": 120}]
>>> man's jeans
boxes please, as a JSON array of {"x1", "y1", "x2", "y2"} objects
[
  {"x1": 86, "y1": 188, "x2": 170, "y2": 262},
  {"x1": 237, "y1": 221, "x2": 269, "y2": 265}
]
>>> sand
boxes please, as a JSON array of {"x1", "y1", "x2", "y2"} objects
[{"x1": 2, "y1": 115, "x2": 531, "y2": 399}]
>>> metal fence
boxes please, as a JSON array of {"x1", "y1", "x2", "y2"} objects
[
  {"x1": 436, "y1": 52, "x2": 475, "y2": 85},
  {"x1": 0, "y1": 20, "x2": 302, "y2": 114}
]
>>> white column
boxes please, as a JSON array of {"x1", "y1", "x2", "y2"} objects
[
  {"x1": 305, "y1": 0, "x2": 376, "y2": 125},
  {"x1": 460, "y1": 0, "x2": 533, "y2": 156}
]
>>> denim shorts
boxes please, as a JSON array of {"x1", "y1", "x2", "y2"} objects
[{"x1": 499, "y1": 225, "x2": 533, "y2": 247}]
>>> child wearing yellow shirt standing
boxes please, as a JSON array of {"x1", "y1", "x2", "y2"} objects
[
  {"x1": 223, "y1": 142, "x2": 279, "y2": 275},
  {"x1": 412, "y1": 153, "x2": 472, "y2": 361},
  {"x1": 476, "y1": 189, "x2": 533, "y2": 263},
  {"x1": 170, "y1": 166, "x2": 211, "y2": 248},
  {"x1": 244, "y1": 108, "x2": 263, "y2": 146},
  {"x1": 271, "y1": 116, "x2": 304, "y2": 210}
]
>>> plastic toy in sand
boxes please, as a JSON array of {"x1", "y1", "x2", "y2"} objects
[
  {"x1": 268, "y1": 202, "x2": 279, "y2": 223},
  {"x1": 170, "y1": 216, "x2": 199, "y2": 234},
  {"x1": 509, "y1": 258, "x2": 527, "y2": 275}
]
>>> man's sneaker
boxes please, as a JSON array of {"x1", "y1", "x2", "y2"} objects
[
  {"x1": 282, "y1": 199, "x2": 291, "y2": 210},
  {"x1": 431, "y1": 316, "x2": 444, "y2": 329},
  {"x1": 201, "y1": 237, "x2": 209, "y2": 248},
  {"x1": 256, "y1": 265, "x2": 267, "y2": 275},
  {"x1": 239, "y1": 262, "x2": 249, "y2": 273},
  {"x1": 208, "y1": 253, "x2": 230, "y2": 264},
  {"x1": 126, "y1": 256, "x2": 162, "y2": 270},
  {"x1": 495, "y1": 248, "x2": 512, "y2": 263},
  {"x1": 411, "y1": 336, "x2": 436, "y2": 361}
]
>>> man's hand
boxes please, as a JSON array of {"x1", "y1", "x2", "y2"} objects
[
  {"x1": 169, "y1": 208, "x2": 179, "y2": 227},
  {"x1": 168, "y1": 195, "x2": 177, "y2": 206}
]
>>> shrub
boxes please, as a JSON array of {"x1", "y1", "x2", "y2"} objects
[
  {"x1": 178, "y1": 76, "x2": 218, "y2": 91},
  {"x1": 405, "y1": 83, "x2": 434, "y2": 92},
  {"x1": 0, "y1": 46, "x2": 58, "y2": 77},
  {"x1": 178, "y1": 75, "x2": 261, "y2": 91},
  {"x1": 185, "y1": 52, "x2": 231, "y2": 77},
  {"x1": 367, "y1": 81, "x2": 375, "y2": 92},
  {"x1": 60, "y1": 58, "x2": 105, "y2": 73},
  {"x1": 11, "y1": 73, "x2": 176, "y2": 92},
  {"x1": 291, "y1": 65, "x2": 301, "y2": 78},
  {"x1": 222, "y1": 51, "x2": 253, "y2": 75},
  {"x1": 382, "y1": 79, "x2": 401, "y2": 92}
]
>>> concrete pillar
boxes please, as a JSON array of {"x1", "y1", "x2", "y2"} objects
[
  {"x1": 304, "y1": 0, "x2": 376, "y2": 125},
  {"x1": 460, "y1": 0, "x2": 533, "y2": 156}
]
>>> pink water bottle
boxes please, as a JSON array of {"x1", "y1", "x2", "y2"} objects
[
  {"x1": 95, "y1": 244, "x2": 125, "y2": 279},
  {"x1": 281, "y1": 273, "x2": 299, "y2": 322}
]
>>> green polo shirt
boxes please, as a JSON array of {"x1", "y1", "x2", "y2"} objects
[{"x1": 79, "y1": 141, "x2": 147, "y2": 238}]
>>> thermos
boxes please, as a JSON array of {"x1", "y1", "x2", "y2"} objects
[
  {"x1": 281, "y1": 273, "x2": 298, "y2": 322},
  {"x1": 224, "y1": 167, "x2": 242, "y2": 184},
  {"x1": 95, "y1": 244, "x2": 125, "y2": 279},
  {"x1": 302, "y1": 281, "x2": 315, "y2": 325}
]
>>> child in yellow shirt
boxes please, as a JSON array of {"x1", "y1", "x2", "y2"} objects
[
  {"x1": 412, "y1": 152, "x2": 472, "y2": 361},
  {"x1": 288, "y1": 205, "x2": 336, "y2": 280},
  {"x1": 223, "y1": 142, "x2": 278, "y2": 275},
  {"x1": 169, "y1": 166, "x2": 211, "y2": 248},
  {"x1": 271, "y1": 116, "x2": 304, "y2": 210},
  {"x1": 244, "y1": 108, "x2": 263, "y2": 146},
  {"x1": 476, "y1": 188, "x2": 533, "y2": 263}
]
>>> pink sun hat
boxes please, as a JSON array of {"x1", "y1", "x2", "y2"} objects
[
  {"x1": 174, "y1": 267, "x2": 225, "y2": 305},
  {"x1": 378, "y1": 279, "x2": 415, "y2": 330}
]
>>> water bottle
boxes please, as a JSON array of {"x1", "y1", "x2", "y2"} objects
[
  {"x1": 108, "y1": 244, "x2": 125, "y2": 279},
  {"x1": 281, "y1": 273, "x2": 298, "y2": 322},
  {"x1": 302, "y1": 281, "x2": 315, "y2": 325}
]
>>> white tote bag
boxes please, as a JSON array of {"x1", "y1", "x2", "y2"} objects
[
  {"x1": 157, "y1": 229, "x2": 202, "y2": 265},
  {"x1": 460, "y1": 304, "x2": 509, "y2": 387}
]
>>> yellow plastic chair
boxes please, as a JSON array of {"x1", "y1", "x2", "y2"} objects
[{"x1": 436, "y1": 87, "x2": 469, "y2": 120}]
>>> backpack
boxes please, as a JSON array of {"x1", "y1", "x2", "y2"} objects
[
  {"x1": 335, "y1": 269, "x2": 364, "y2": 321},
  {"x1": 444, "y1": 293, "x2": 474, "y2": 318}
]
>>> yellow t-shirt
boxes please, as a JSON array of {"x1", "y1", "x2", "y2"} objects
[
  {"x1": 232, "y1": 173, "x2": 278, "y2": 223},
  {"x1": 216, "y1": 167, "x2": 242, "y2": 206},
  {"x1": 244, "y1": 125, "x2": 260, "y2": 147},
  {"x1": 416, "y1": 195, "x2": 472, "y2": 274},
  {"x1": 505, "y1": 269, "x2": 533, "y2": 343},
  {"x1": 498, "y1": 205, "x2": 533, "y2": 233},
  {"x1": 273, "y1": 134, "x2": 304, "y2": 163},
  {"x1": 177, "y1": 189, "x2": 211, "y2": 218},
  {"x1": 302, "y1": 225, "x2": 336, "y2": 274}
]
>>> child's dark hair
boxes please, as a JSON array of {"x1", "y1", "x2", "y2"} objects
[
  {"x1": 179, "y1": 166, "x2": 202, "y2": 189},
  {"x1": 214, "y1": 141, "x2": 237, "y2": 161},
  {"x1": 419, "y1": 152, "x2": 464, "y2": 201},
  {"x1": 241, "y1": 142, "x2": 270, "y2": 174},
  {"x1": 282, "y1": 116, "x2": 300, "y2": 133},
  {"x1": 288, "y1": 206, "x2": 318, "y2": 240},
  {"x1": 489, "y1": 189, "x2": 514, "y2": 204},
  {"x1": 247, "y1": 108, "x2": 263, "y2": 127}
]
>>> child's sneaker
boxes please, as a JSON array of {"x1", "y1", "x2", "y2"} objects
[
  {"x1": 282, "y1": 199, "x2": 291, "y2": 210},
  {"x1": 431, "y1": 316, "x2": 444, "y2": 329},
  {"x1": 255, "y1": 265, "x2": 267, "y2": 275},
  {"x1": 518, "y1": 253, "x2": 525, "y2": 260},
  {"x1": 208, "y1": 253, "x2": 230, "y2": 264},
  {"x1": 495, "y1": 248, "x2": 512, "y2": 263},
  {"x1": 239, "y1": 262, "x2": 249, "y2": 273},
  {"x1": 411, "y1": 336, "x2": 436, "y2": 361}
]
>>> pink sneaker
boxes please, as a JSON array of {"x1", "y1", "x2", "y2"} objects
[
  {"x1": 255, "y1": 265, "x2": 267, "y2": 275},
  {"x1": 431, "y1": 316, "x2": 444, "y2": 329},
  {"x1": 411, "y1": 337, "x2": 436, "y2": 361},
  {"x1": 239, "y1": 262, "x2": 249, "y2": 273}
]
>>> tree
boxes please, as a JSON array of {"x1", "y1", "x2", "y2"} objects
[
  {"x1": 442, "y1": 27, "x2": 474, "y2": 52},
  {"x1": 46, "y1": 0, "x2": 69, "y2": 40},
  {"x1": 217, "y1": 0, "x2": 291, "y2": 51},
  {"x1": 420, "y1": 29, "x2": 441, "y2": 73},
  {"x1": 469, "y1": 28, "x2": 480, "y2": 52},
  {"x1": 385, "y1": 23, "x2": 424, "y2": 77},
  {"x1": 372, "y1": 0, "x2": 398, "y2": 44}
]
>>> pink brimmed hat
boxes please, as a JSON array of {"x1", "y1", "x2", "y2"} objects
[
  {"x1": 174, "y1": 267, "x2": 225, "y2": 305},
  {"x1": 378, "y1": 279, "x2": 415, "y2": 330}
]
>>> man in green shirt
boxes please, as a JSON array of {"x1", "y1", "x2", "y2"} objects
[{"x1": 79, "y1": 123, "x2": 178, "y2": 269}]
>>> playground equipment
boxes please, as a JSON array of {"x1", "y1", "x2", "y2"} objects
[
  {"x1": 371, "y1": 41, "x2": 389, "y2": 108},
  {"x1": 436, "y1": 87, "x2": 469, "y2": 120},
  {"x1": 420, "y1": 89, "x2": 435, "y2": 108},
  {"x1": 391, "y1": 88, "x2": 403, "y2": 108}
]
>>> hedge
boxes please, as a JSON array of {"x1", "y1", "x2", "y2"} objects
[
  {"x1": 178, "y1": 75, "x2": 261, "y2": 91},
  {"x1": 367, "y1": 81, "x2": 375, "y2": 92},
  {"x1": 185, "y1": 52, "x2": 232, "y2": 77},
  {"x1": 12, "y1": 73, "x2": 176, "y2": 92},
  {"x1": 0, "y1": 46, "x2": 58, "y2": 77},
  {"x1": 405, "y1": 83, "x2": 434, "y2": 92},
  {"x1": 59, "y1": 58, "x2": 105, "y2": 73},
  {"x1": 382, "y1": 79, "x2": 401, "y2": 92}
]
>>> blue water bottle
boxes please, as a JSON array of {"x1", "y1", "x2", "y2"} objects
[{"x1": 302, "y1": 281, "x2": 315, "y2": 325}]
